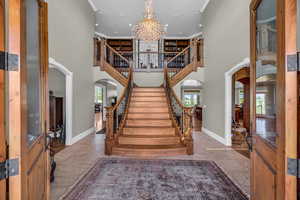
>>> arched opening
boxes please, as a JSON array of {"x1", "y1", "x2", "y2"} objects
[
  {"x1": 49, "y1": 57, "x2": 73, "y2": 146},
  {"x1": 224, "y1": 58, "x2": 250, "y2": 147},
  {"x1": 180, "y1": 79, "x2": 203, "y2": 132},
  {"x1": 94, "y1": 79, "x2": 118, "y2": 134}
]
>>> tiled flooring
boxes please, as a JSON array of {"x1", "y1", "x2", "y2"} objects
[{"x1": 51, "y1": 132, "x2": 250, "y2": 200}]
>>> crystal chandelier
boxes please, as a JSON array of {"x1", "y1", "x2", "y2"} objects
[{"x1": 133, "y1": 0, "x2": 165, "y2": 41}]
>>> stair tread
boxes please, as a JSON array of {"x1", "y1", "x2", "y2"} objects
[
  {"x1": 114, "y1": 144, "x2": 185, "y2": 149},
  {"x1": 119, "y1": 135, "x2": 178, "y2": 138}
]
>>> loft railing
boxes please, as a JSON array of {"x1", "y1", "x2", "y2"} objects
[
  {"x1": 104, "y1": 42, "x2": 132, "y2": 78},
  {"x1": 135, "y1": 51, "x2": 164, "y2": 71},
  {"x1": 166, "y1": 46, "x2": 191, "y2": 78},
  {"x1": 164, "y1": 67, "x2": 194, "y2": 155},
  {"x1": 105, "y1": 68, "x2": 133, "y2": 155}
]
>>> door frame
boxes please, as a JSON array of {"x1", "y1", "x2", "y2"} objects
[
  {"x1": 250, "y1": 0, "x2": 298, "y2": 199},
  {"x1": 7, "y1": 0, "x2": 50, "y2": 199},
  {"x1": 0, "y1": 0, "x2": 6, "y2": 199}
]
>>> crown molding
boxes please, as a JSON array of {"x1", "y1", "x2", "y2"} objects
[
  {"x1": 95, "y1": 31, "x2": 203, "y2": 40},
  {"x1": 88, "y1": 0, "x2": 97, "y2": 12}
]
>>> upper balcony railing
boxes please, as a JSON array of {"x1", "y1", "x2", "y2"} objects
[{"x1": 94, "y1": 38, "x2": 204, "y2": 74}]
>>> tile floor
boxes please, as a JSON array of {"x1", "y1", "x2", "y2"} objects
[{"x1": 51, "y1": 132, "x2": 250, "y2": 200}]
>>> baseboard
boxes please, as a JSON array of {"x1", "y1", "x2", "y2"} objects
[
  {"x1": 70, "y1": 127, "x2": 95, "y2": 145},
  {"x1": 202, "y1": 127, "x2": 230, "y2": 146}
]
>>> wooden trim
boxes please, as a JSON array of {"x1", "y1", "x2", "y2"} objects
[
  {"x1": 0, "y1": 0, "x2": 6, "y2": 199},
  {"x1": 8, "y1": 0, "x2": 22, "y2": 199},
  {"x1": 169, "y1": 63, "x2": 195, "y2": 87},
  {"x1": 105, "y1": 43, "x2": 130, "y2": 64}
]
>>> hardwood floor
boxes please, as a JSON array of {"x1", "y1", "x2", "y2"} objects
[{"x1": 50, "y1": 132, "x2": 250, "y2": 200}]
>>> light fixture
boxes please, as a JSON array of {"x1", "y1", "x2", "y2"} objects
[{"x1": 133, "y1": 0, "x2": 165, "y2": 41}]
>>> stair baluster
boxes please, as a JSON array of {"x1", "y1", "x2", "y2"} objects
[
  {"x1": 164, "y1": 67, "x2": 194, "y2": 155},
  {"x1": 105, "y1": 68, "x2": 133, "y2": 155}
]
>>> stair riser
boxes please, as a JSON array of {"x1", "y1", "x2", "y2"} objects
[
  {"x1": 127, "y1": 113, "x2": 170, "y2": 119},
  {"x1": 112, "y1": 148, "x2": 187, "y2": 157},
  {"x1": 133, "y1": 88, "x2": 164, "y2": 92},
  {"x1": 129, "y1": 107, "x2": 169, "y2": 113},
  {"x1": 131, "y1": 97, "x2": 167, "y2": 102},
  {"x1": 130, "y1": 102, "x2": 168, "y2": 107},
  {"x1": 126, "y1": 120, "x2": 172, "y2": 127},
  {"x1": 132, "y1": 93, "x2": 166, "y2": 97},
  {"x1": 118, "y1": 137, "x2": 180, "y2": 145},
  {"x1": 123, "y1": 128, "x2": 175, "y2": 136}
]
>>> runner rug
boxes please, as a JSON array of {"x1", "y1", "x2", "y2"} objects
[{"x1": 62, "y1": 158, "x2": 248, "y2": 200}]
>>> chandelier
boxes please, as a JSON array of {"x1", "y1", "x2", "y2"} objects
[{"x1": 133, "y1": 0, "x2": 165, "y2": 41}]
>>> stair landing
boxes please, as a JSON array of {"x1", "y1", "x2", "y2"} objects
[{"x1": 112, "y1": 87, "x2": 187, "y2": 157}]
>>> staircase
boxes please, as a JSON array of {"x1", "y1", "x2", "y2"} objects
[{"x1": 111, "y1": 87, "x2": 188, "y2": 157}]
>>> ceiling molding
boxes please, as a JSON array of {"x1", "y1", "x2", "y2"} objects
[
  {"x1": 88, "y1": 0, "x2": 97, "y2": 12},
  {"x1": 95, "y1": 31, "x2": 203, "y2": 40},
  {"x1": 200, "y1": 0, "x2": 210, "y2": 13}
]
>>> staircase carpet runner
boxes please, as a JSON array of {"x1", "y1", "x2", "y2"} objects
[{"x1": 62, "y1": 158, "x2": 248, "y2": 200}]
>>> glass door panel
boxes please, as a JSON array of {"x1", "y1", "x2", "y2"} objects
[
  {"x1": 255, "y1": 0, "x2": 277, "y2": 146},
  {"x1": 25, "y1": 0, "x2": 42, "y2": 145}
]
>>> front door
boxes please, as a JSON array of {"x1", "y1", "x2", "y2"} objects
[
  {"x1": 4, "y1": 0, "x2": 50, "y2": 199},
  {"x1": 0, "y1": 0, "x2": 6, "y2": 199},
  {"x1": 250, "y1": 0, "x2": 298, "y2": 199}
]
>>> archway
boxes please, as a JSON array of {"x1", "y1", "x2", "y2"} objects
[
  {"x1": 224, "y1": 58, "x2": 250, "y2": 146},
  {"x1": 49, "y1": 57, "x2": 73, "y2": 145}
]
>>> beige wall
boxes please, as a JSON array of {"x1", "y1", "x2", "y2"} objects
[
  {"x1": 202, "y1": 0, "x2": 250, "y2": 138},
  {"x1": 48, "y1": 0, "x2": 95, "y2": 137}
]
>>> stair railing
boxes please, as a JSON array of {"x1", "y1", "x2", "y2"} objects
[
  {"x1": 104, "y1": 41, "x2": 132, "y2": 79},
  {"x1": 166, "y1": 46, "x2": 192, "y2": 78},
  {"x1": 164, "y1": 67, "x2": 194, "y2": 155},
  {"x1": 105, "y1": 67, "x2": 133, "y2": 155}
]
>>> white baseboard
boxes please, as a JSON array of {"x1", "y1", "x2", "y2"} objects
[
  {"x1": 70, "y1": 127, "x2": 95, "y2": 145},
  {"x1": 202, "y1": 127, "x2": 230, "y2": 146}
]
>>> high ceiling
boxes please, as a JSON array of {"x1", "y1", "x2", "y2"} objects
[{"x1": 89, "y1": 0, "x2": 210, "y2": 38}]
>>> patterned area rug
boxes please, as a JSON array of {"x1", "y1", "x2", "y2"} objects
[{"x1": 63, "y1": 158, "x2": 248, "y2": 200}]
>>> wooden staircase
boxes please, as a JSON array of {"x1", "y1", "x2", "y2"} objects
[{"x1": 111, "y1": 87, "x2": 188, "y2": 157}]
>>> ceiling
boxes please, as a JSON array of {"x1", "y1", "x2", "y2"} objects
[{"x1": 89, "y1": 0, "x2": 210, "y2": 38}]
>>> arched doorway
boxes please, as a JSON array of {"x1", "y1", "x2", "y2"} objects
[
  {"x1": 49, "y1": 57, "x2": 73, "y2": 146},
  {"x1": 180, "y1": 79, "x2": 203, "y2": 132}
]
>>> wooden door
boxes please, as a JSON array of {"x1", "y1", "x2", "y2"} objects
[
  {"x1": 250, "y1": 0, "x2": 298, "y2": 199},
  {"x1": 0, "y1": 0, "x2": 6, "y2": 199},
  {"x1": 6, "y1": 0, "x2": 50, "y2": 199}
]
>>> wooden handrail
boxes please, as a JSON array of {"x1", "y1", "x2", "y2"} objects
[
  {"x1": 164, "y1": 66, "x2": 193, "y2": 155},
  {"x1": 166, "y1": 46, "x2": 191, "y2": 65},
  {"x1": 105, "y1": 67, "x2": 133, "y2": 155},
  {"x1": 105, "y1": 43, "x2": 130, "y2": 64},
  {"x1": 111, "y1": 67, "x2": 133, "y2": 112}
]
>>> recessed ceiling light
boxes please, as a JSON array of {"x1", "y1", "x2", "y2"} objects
[
  {"x1": 95, "y1": 24, "x2": 99, "y2": 26},
  {"x1": 129, "y1": 24, "x2": 132, "y2": 27},
  {"x1": 199, "y1": 24, "x2": 203, "y2": 28},
  {"x1": 165, "y1": 24, "x2": 168, "y2": 27}
]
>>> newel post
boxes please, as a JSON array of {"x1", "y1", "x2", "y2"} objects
[
  {"x1": 184, "y1": 107, "x2": 194, "y2": 155},
  {"x1": 105, "y1": 106, "x2": 114, "y2": 155},
  {"x1": 100, "y1": 40, "x2": 106, "y2": 70}
]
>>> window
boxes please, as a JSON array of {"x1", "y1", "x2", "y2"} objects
[
  {"x1": 95, "y1": 86, "x2": 103, "y2": 104},
  {"x1": 256, "y1": 93, "x2": 266, "y2": 115},
  {"x1": 183, "y1": 93, "x2": 199, "y2": 107},
  {"x1": 239, "y1": 90, "x2": 244, "y2": 105}
]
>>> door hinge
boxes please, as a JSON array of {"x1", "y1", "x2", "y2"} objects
[
  {"x1": 0, "y1": 51, "x2": 19, "y2": 71},
  {"x1": 0, "y1": 158, "x2": 19, "y2": 180},
  {"x1": 287, "y1": 157, "x2": 300, "y2": 178}
]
